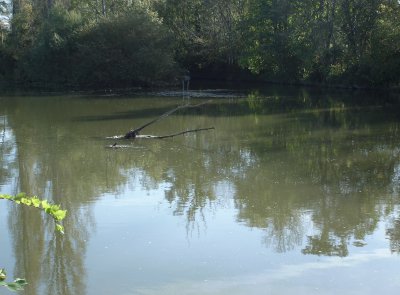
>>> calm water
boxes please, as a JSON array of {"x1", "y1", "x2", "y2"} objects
[{"x1": 0, "y1": 88, "x2": 400, "y2": 295}]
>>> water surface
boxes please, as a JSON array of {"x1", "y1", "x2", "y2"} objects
[{"x1": 1, "y1": 88, "x2": 400, "y2": 295}]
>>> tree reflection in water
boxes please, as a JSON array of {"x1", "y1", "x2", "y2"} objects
[
  {"x1": 231, "y1": 93, "x2": 400, "y2": 255},
  {"x1": 1, "y1": 90, "x2": 400, "y2": 295}
]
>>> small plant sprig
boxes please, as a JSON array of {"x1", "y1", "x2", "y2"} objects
[
  {"x1": 0, "y1": 193, "x2": 67, "y2": 234},
  {"x1": 1, "y1": 193, "x2": 67, "y2": 291},
  {"x1": 0, "y1": 269, "x2": 27, "y2": 291}
]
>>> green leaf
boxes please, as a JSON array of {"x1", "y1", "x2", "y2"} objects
[
  {"x1": 0, "y1": 194, "x2": 11, "y2": 200},
  {"x1": 13, "y1": 278, "x2": 27, "y2": 286},
  {"x1": 13, "y1": 193, "x2": 26, "y2": 201},
  {"x1": 0, "y1": 269, "x2": 6, "y2": 281},
  {"x1": 56, "y1": 224, "x2": 65, "y2": 234},
  {"x1": 0, "y1": 277, "x2": 28, "y2": 291},
  {"x1": 41, "y1": 200, "x2": 50, "y2": 209},
  {"x1": 4, "y1": 282, "x2": 25, "y2": 291},
  {"x1": 53, "y1": 209, "x2": 67, "y2": 221},
  {"x1": 21, "y1": 198, "x2": 32, "y2": 206},
  {"x1": 31, "y1": 197, "x2": 41, "y2": 208},
  {"x1": 1, "y1": 269, "x2": 27, "y2": 290}
]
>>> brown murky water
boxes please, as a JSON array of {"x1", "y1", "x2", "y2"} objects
[{"x1": 1, "y1": 88, "x2": 400, "y2": 295}]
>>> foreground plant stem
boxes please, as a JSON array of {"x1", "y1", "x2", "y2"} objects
[
  {"x1": 1, "y1": 193, "x2": 67, "y2": 291},
  {"x1": 0, "y1": 193, "x2": 67, "y2": 234}
]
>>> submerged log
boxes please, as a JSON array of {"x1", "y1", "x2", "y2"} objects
[
  {"x1": 123, "y1": 101, "x2": 211, "y2": 139},
  {"x1": 135, "y1": 127, "x2": 215, "y2": 139},
  {"x1": 107, "y1": 127, "x2": 215, "y2": 148},
  {"x1": 107, "y1": 101, "x2": 214, "y2": 147}
]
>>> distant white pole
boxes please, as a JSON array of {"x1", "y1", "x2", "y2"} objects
[
  {"x1": 182, "y1": 79, "x2": 185, "y2": 99},
  {"x1": 182, "y1": 71, "x2": 191, "y2": 99}
]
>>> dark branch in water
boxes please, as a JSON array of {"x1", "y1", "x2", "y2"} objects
[
  {"x1": 137, "y1": 127, "x2": 215, "y2": 139},
  {"x1": 123, "y1": 101, "x2": 211, "y2": 139},
  {"x1": 107, "y1": 127, "x2": 215, "y2": 148}
]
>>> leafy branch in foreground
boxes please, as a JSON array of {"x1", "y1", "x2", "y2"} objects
[
  {"x1": 0, "y1": 269, "x2": 27, "y2": 292},
  {"x1": 0, "y1": 193, "x2": 67, "y2": 234},
  {"x1": 0, "y1": 193, "x2": 67, "y2": 291}
]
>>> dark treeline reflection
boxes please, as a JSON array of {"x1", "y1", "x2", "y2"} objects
[{"x1": 0, "y1": 92, "x2": 400, "y2": 293}]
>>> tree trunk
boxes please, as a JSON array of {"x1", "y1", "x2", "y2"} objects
[{"x1": 102, "y1": 0, "x2": 106, "y2": 16}]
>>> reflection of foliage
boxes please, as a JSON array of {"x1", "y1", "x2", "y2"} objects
[
  {"x1": 42, "y1": 219, "x2": 87, "y2": 295},
  {"x1": 2, "y1": 97, "x2": 98, "y2": 295},
  {"x1": 7, "y1": 200, "x2": 90, "y2": 295},
  {"x1": 246, "y1": 91, "x2": 264, "y2": 113},
  {"x1": 1, "y1": 90, "x2": 400, "y2": 290},
  {"x1": 302, "y1": 235, "x2": 349, "y2": 257},
  {"x1": 232, "y1": 102, "x2": 400, "y2": 255},
  {"x1": 0, "y1": 116, "x2": 13, "y2": 184},
  {"x1": 387, "y1": 218, "x2": 400, "y2": 254}
]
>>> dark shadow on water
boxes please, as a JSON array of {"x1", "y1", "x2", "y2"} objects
[
  {"x1": 76, "y1": 98, "x2": 400, "y2": 125},
  {"x1": 75, "y1": 105, "x2": 178, "y2": 122}
]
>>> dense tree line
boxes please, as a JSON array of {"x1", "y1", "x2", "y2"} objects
[
  {"x1": 0, "y1": 0, "x2": 178, "y2": 89},
  {"x1": 0, "y1": 0, "x2": 399, "y2": 89}
]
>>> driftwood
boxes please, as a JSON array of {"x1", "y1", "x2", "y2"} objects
[
  {"x1": 124, "y1": 101, "x2": 211, "y2": 139},
  {"x1": 107, "y1": 101, "x2": 214, "y2": 147},
  {"x1": 107, "y1": 127, "x2": 215, "y2": 148},
  {"x1": 134, "y1": 127, "x2": 215, "y2": 139}
]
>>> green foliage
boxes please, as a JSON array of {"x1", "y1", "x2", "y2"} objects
[
  {"x1": 0, "y1": 269, "x2": 27, "y2": 292},
  {"x1": 236, "y1": 0, "x2": 400, "y2": 86},
  {"x1": 1, "y1": 0, "x2": 400, "y2": 87},
  {"x1": 0, "y1": 193, "x2": 67, "y2": 234},
  {"x1": 238, "y1": 0, "x2": 302, "y2": 81},
  {"x1": 23, "y1": 5, "x2": 86, "y2": 87},
  {"x1": 2, "y1": 3, "x2": 178, "y2": 89},
  {"x1": 159, "y1": 0, "x2": 244, "y2": 68},
  {"x1": 71, "y1": 10, "x2": 178, "y2": 88}
]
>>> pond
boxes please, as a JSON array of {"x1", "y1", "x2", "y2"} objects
[{"x1": 0, "y1": 86, "x2": 400, "y2": 295}]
